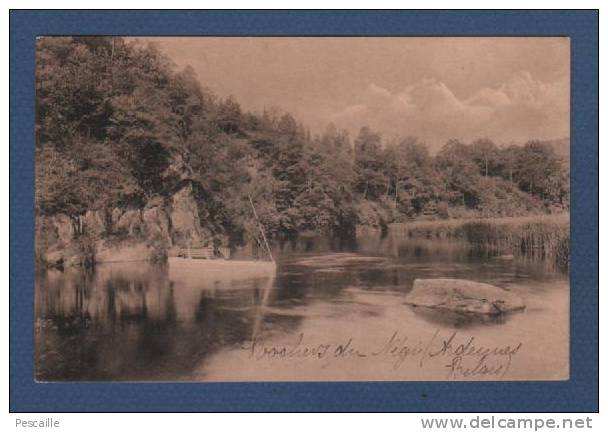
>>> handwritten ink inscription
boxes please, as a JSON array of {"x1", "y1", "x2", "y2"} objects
[{"x1": 243, "y1": 330, "x2": 523, "y2": 380}]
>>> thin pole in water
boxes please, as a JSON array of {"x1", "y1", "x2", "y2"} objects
[{"x1": 248, "y1": 195, "x2": 274, "y2": 262}]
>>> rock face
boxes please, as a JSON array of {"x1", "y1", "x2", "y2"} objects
[
  {"x1": 405, "y1": 278, "x2": 525, "y2": 315},
  {"x1": 36, "y1": 215, "x2": 69, "y2": 248},
  {"x1": 50, "y1": 214, "x2": 75, "y2": 245},
  {"x1": 142, "y1": 206, "x2": 171, "y2": 243},
  {"x1": 83, "y1": 210, "x2": 106, "y2": 237},
  {"x1": 36, "y1": 185, "x2": 214, "y2": 268},
  {"x1": 95, "y1": 241, "x2": 155, "y2": 263},
  {"x1": 169, "y1": 186, "x2": 206, "y2": 246},
  {"x1": 115, "y1": 209, "x2": 142, "y2": 236},
  {"x1": 111, "y1": 208, "x2": 123, "y2": 226}
]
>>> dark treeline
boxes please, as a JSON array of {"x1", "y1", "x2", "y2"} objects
[{"x1": 36, "y1": 37, "x2": 569, "y2": 247}]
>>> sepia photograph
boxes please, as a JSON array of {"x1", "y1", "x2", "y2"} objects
[{"x1": 33, "y1": 36, "x2": 571, "y2": 382}]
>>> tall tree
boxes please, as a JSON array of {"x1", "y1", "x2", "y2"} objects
[
  {"x1": 353, "y1": 127, "x2": 385, "y2": 200},
  {"x1": 470, "y1": 138, "x2": 500, "y2": 177}
]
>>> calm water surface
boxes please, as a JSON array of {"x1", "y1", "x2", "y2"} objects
[{"x1": 35, "y1": 230, "x2": 569, "y2": 381}]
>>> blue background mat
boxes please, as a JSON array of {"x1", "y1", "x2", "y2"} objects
[{"x1": 9, "y1": 10, "x2": 598, "y2": 412}]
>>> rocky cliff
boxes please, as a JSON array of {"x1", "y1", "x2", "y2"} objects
[{"x1": 36, "y1": 186, "x2": 214, "y2": 268}]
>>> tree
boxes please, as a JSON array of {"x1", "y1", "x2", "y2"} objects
[
  {"x1": 353, "y1": 127, "x2": 385, "y2": 200},
  {"x1": 371, "y1": 137, "x2": 442, "y2": 217},
  {"x1": 215, "y1": 96, "x2": 243, "y2": 135},
  {"x1": 35, "y1": 35, "x2": 570, "y2": 252},
  {"x1": 514, "y1": 141, "x2": 569, "y2": 206},
  {"x1": 435, "y1": 139, "x2": 483, "y2": 208},
  {"x1": 498, "y1": 144, "x2": 521, "y2": 185},
  {"x1": 470, "y1": 138, "x2": 500, "y2": 177}
]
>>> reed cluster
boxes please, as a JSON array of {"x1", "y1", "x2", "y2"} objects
[{"x1": 391, "y1": 214, "x2": 570, "y2": 270}]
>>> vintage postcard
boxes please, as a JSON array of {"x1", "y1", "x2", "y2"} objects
[{"x1": 34, "y1": 36, "x2": 570, "y2": 382}]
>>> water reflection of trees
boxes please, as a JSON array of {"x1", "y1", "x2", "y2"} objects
[
  {"x1": 35, "y1": 262, "x2": 281, "y2": 381},
  {"x1": 35, "y1": 233, "x2": 565, "y2": 381}
]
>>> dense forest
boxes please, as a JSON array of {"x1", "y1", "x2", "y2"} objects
[{"x1": 35, "y1": 37, "x2": 570, "y2": 256}]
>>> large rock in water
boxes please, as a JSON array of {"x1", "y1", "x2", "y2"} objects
[{"x1": 405, "y1": 278, "x2": 525, "y2": 315}]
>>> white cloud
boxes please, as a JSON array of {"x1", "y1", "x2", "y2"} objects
[{"x1": 330, "y1": 71, "x2": 569, "y2": 150}]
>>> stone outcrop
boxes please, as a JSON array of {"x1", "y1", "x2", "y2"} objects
[
  {"x1": 50, "y1": 214, "x2": 75, "y2": 245},
  {"x1": 115, "y1": 209, "x2": 143, "y2": 236},
  {"x1": 36, "y1": 185, "x2": 213, "y2": 268},
  {"x1": 95, "y1": 241, "x2": 155, "y2": 263},
  {"x1": 83, "y1": 210, "x2": 106, "y2": 237},
  {"x1": 36, "y1": 215, "x2": 66, "y2": 248},
  {"x1": 405, "y1": 278, "x2": 525, "y2": 315},
  {"x1": 111, "y1": 208, "x2": 123, "y2": 226},
  {"x1": 142, "y1": 206, "x2": 171, "y2": 243},
  {"x1": 169, "y1": 186, "x2": 207, "y2": 246}
]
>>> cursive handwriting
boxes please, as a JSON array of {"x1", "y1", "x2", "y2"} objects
[
  {"x1": 371, "y1": 330, "x2": 427, "y2": 369},
  {"x1": 245, "y1": 333, "x2": 367, "y2": 361},
  {"x1": 428, "y1": 331, "x2": 522, "y2": 379},
  {"x1": 245, "y1": 333, "x2": 331, "y2": 360},
  {"x1": 242, "y1": 330, "x2": 523, "y2": 380}
]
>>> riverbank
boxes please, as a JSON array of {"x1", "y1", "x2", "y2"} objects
[
  {"x1": 390, "y1": 213, "x2": 569, "y2": 270},
  {"x1": 36, "y1": 200, "x2": 569, "y2": 272},
  {"x1": 35, "y1": 184, "x2": 216, "y2": 270}
]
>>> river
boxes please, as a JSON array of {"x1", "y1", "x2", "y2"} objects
[{"x1": 35, "y1": 228, "x2": 569, "y2": 381}]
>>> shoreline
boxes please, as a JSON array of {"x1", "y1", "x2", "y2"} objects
[{"x1": 38, "y1": 212, "x2": 569, "y2": 271}]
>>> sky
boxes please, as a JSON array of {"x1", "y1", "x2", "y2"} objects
[{"x1": 144, "y1": 37, "x2": 570, "y2": 150}]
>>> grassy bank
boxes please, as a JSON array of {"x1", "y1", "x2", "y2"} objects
[{"x1": 390, "y1": 213, "x2": 570, "y2": 270}]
